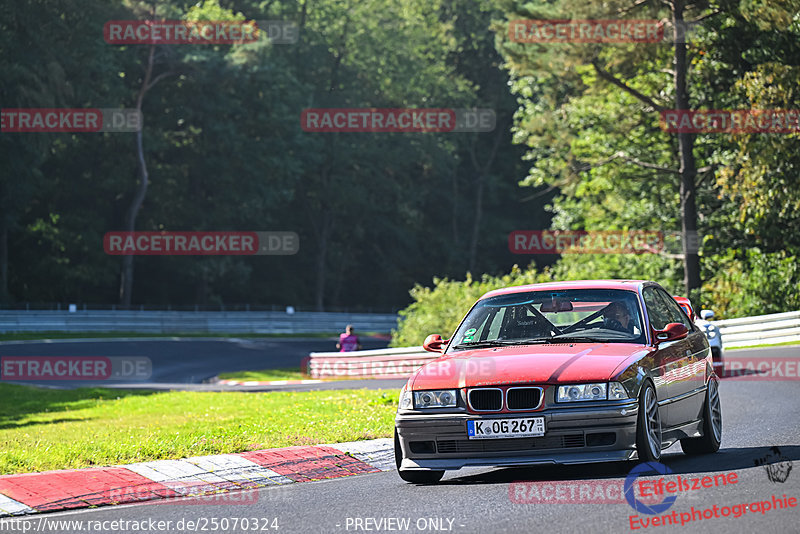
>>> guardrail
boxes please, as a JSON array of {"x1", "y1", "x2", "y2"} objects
[
  {"x1": 0, "y1": 310, "x2": 398, "y2": 335},
  {"x1": 304, "y1": 309, "x2": 800, "y2": 378},
  {"x1": 307, "y1": 347, "x2": 434, "y2": 379},
  {"x1": 715, "y1": 310, "x2": 800, "y2": 349}
]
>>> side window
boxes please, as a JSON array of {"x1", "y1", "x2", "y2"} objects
[
  {"x1": 643, "y1": 287, "x2": 671, "y2": 330},
  {"x1": 656, "y1": 289, "x2": 692, "y2": 329}
]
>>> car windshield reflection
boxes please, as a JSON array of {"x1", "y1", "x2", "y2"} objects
[{"x1": 448, "y1": 289, "x2": 646, "y2": 350}]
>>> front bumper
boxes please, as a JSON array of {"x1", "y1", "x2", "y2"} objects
[{"x1": 395, "y1": 401, "x2": 639, "y2": 471}]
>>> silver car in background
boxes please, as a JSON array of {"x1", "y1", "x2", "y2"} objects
[{"x1": 697, "y1": 309, "x2": 724, "y2": 369}]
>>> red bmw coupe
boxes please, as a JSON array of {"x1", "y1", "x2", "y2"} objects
[{"x1": 394, "y1": 280, "x2": 722, "y2": 483}]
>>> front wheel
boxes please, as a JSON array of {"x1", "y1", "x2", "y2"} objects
[
  {"x1": 394, "y1": 429, "x2": 444, "y2": 484},
  {"x1": 636, "y1": 383, "x2": 662, "y2": 462},
  {"x1": 681, "y1": 378, "x2": 722, "y2": 455}
]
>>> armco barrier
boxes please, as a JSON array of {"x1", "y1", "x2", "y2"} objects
[
  {"x1": 305, "y1": 309, "x2": 800, "y2": 378},
  {"x1": 0, "y1": 310, "x2": 398, "y2": 335},
  {"x1": 715, "y1": 310, "x2": 800, "y2": 349},
  {"x1": 308, "y1": 347, "x2": 436, "y2": 378}
]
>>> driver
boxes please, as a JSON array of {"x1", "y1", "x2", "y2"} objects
[{"x1": 604, "y1": 301, "x2": 634, "y2": 334}]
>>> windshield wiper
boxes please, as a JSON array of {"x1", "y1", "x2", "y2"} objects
[
  {"x1": 504, "y1": 338, "x2": 553, "y2": 346},
  {"x1": 451, "y1": 340, "x2": 512, "y2": 349}
]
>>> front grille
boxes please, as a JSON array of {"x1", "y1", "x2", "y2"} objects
[
  {"x1": 468, "y1": 388, "x2": 503, "y2": 411},
  {"x1": 437, "y1": 434, "x2": 585, "y2": 453},
  {"x1": 563, "y1": 434, "x2": 586, "y2": 447},
  {"x1": 507, "y1": 387, "x2": 542, "y2": 410}
]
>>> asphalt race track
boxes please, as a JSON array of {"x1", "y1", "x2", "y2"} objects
[
  {"x1": 0, "y1": 337, "x2": 394, "y2": 391},
  {"x1": 3, "y1": 345, "x2": 799, "y2": 533}
]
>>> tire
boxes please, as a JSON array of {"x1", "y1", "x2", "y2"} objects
[
  {"x1": 681, "y1": 378, "x2": 722, "y2": 455},
  {"x1": 394, "y1": 429, "x2": 444, "y2": 484},
  {"x1": 636, "y1": 382, "x2": 662, "y2": 462}
]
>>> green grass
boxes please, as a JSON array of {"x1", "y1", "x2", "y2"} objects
[
  {"x1": 217, "y1": 367, "x2": 307, "y2": 381},
  {"x1": 0, "y1": 332, "x2": 343, "y2": 342},
  {"x1": 0, "y1": 383, "x2": 398, "y2": 475},
  {"x1": 216, "y1": 367, "x2": 380, "y2": 382},
  {"x1": 727, "y1": 340, "x2": 800, "y2": 350}
]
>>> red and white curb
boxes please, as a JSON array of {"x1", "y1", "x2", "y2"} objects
[{"x1": 0, "y1": 438, "x2": 393, "y2": 517}]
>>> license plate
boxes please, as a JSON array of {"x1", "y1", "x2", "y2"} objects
[{"x1": 466, "y1": 417, "x2": 545, "y2": 439}]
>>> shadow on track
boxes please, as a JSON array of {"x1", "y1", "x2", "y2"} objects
[{"x1": 436, "y1": 445, "x2": 800, "y2": 486}]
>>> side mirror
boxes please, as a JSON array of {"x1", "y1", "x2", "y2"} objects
[
  {"x1": 654, "y1": 322, "x2": 689, "y2": 343},
  {"x1": 700, "y1": 309, "x2": 715, "y2": 320},
  {"x1": 423, "y1": 334, "x2": 448, "y2": 353}
]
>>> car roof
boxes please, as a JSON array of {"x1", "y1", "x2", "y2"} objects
[{"x1": 480, "y1": 279, "x2": 649, "y2": 300}]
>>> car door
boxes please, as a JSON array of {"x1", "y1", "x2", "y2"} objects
[
  {"x1": 642, "y1": 286, "x2": 678, "y2": 426},
  {"x1": 653, "y1": 288, "x2": 707, "y2": 427}
]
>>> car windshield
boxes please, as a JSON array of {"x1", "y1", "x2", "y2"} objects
[{"x1": 448, "y1": 288, "x2": 646, "y2": 351}]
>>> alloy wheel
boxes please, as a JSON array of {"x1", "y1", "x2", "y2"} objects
[{"x1": 644, "y1": 386, "x2": 661, "y2": 459}]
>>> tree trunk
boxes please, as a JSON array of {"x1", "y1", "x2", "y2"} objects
[
  {"x1": 0, "y1": 219, "x2": 7, "y2": 303},
  {"x1": 467, "y1": 173, "x2": 484, "y2": 274},
  {"x1": 467, "y1": 125, "x2": 505, "y2": 273},
  {"x1": 673, "y1": 1, "x2": 701, "y2": 296},
  {"x1": 310, "y1": 25, "x2": 347, "y2": 312},
  {"x1": 451, "y1": 165, "x2": 460, "y2": 245},
  {"x1": 313, "y1": 208, "x2": 333, "y2": 311},
  {"x1": 119, "y1": 44, "x2": 157, "y2": 308}
]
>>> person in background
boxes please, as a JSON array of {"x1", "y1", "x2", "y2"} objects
[{"x1": 336, "y1": 324, "x2": 362, "y2": 352}]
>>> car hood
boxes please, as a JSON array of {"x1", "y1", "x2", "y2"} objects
[{"x1": 410, "y1": 343, "x2": 652, "y2": 390}]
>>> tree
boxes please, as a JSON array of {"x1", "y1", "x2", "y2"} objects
[
  {"x1": 495, "y1": 0, "x2": 797, "y2": 298},
  {"x1": 0, "y1": 0, "x2": 131, "y2": 304}
]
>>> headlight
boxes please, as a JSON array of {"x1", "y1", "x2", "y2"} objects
[
  {"x1": 413, "y1": 389, "x2": 457, "y2": 408},
  {"x1": 557, "y1": 382, "x2": 628, "y2": 402},
  {"x1": 399, "y1": 389, "x2": 413, "y2": 410}
]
